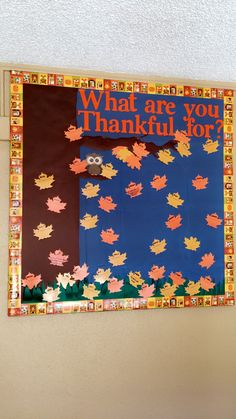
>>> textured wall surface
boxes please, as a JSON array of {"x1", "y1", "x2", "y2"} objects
[
  {"x1": 0, "y1": 2, "x2": 236, "y2": 419},
  {"x1": 0, "y1": 0, "x2": 235, "y2": 81}
]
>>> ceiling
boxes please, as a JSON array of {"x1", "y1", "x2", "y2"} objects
[{"x1": 0, "y1": 0, "x2": 235, "y2": 82}]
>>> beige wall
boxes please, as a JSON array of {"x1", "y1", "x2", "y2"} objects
[{"x1": 0, "y1": 139, "x2": 236, "y2": 419}]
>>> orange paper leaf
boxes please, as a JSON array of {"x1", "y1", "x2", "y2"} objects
[
  {"x1": 132, "y1": 142, "x2": 149, "y2": 158},
  {"x1": 148, "y1": 265, "x2": 165, "y2": 280},
  {"x1": 169, "y1": 271, "x2": 185, "y2": 286},
  {"x1": 199, "y1": 253, "x2": 215, "y2": 269},
  {"x1": 98, "y1": 196, "x2": 117, "y2": 213},
  {"x1": 165, "y1": 214, "x2": 182, "y2": 230},
  {"x1": 150, "y1": 175, "x2": 167, "y2": 191},
  {"x1": 48, "y1": 249, "x2": 69, "y2": 266},
  {"x1": 126, "y1": 154, "x2": 141, "y2": 170},
  {"x1": 100, "y1": 228, "x2": 119, "y2": 244},
  {"x1": 46, "y1": 196, "x2": 67, "y2": 213},
  {"x1": 206, "y1": 213, "x2": 222, "y2": 228},
  {"x1": 138, "y1": 283, "x2": 155, "y2": 298},
  {"x1": 125, "y1": 182, "x2": 143, "y2": 198},
  {"x1": 174, "y1": 130, "x2": 190, "y2": 144},
  {"x1": 69, "y1": 158, "x2": 87, "y2": 174},
  {"x1": 192, "y1": 175, "x2": 208, "y2": 190},
  {"x1": 64, "y1": 125, "x2": 83, "y2": 142},
  {"x1": 22, "y1": 273, "x2": 42, "y2": 290},
  {"x1": 108, "y1": 278, "x2": 124, "y2": 293},
  {"x1": 199, "y1": 276, "x2": 215, "y2": 291}
]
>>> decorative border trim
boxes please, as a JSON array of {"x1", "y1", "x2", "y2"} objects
[{"x1": 8, "y1": 70, "x2": 234, "y2": 316}]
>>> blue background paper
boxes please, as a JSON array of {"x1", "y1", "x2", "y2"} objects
[{"x1": 77, "y1": 91, "x2": 224, "y2": 286}]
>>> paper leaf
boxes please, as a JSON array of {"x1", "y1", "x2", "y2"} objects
[
  {"x1": 128, "y1": 271, "x2": 144, "y2": 288},
  {"x1": 192, "y1": 175, "x2": 208, "y2": 190},
  {"x1": 160, "y1": 283, "x2": 178, "y2": 298},
  {"x1": 100, "y1": 228, "x2": 119, "y2": 245},
  {"x1": 108, "y1": 278, "x2": 124, "y2": 293},
  {"x1": 34, "y1": 173, "x2": 55, "y2": 190},
  {"x1": 72, "y1": 263, "x2": 89, "y2": 281},
  {"x1": 199, "y1": 253, "x2": 215, "y2": 269},
  {"x1": 150, "y1": 239, "x2": 167, "y2": 255},
  {"x1": 203, "y1": 139, "x2": 219, "y2": 154},
  {"x1": 185, "y1": 280, "x2": 201, "y2": 295},
  {"x1": 138, "y1": 283, "x2": 155, "y2": 298},
  {"x1": 98, "y1": 196, "x2": 117, "y2": 212},
  {"x1": 184, "y1": 236, "x2": 200, "y2": 251},
  {"x1": 125, "y1": 182, "x2": 143, "y2": 198},
  {"x1": 56, "y1": 272, "x2": 75, "y2": 289},
  {"x1": 132, "y1": 142, "x2": 149, "y2": 158},
  {"x1": 167, "y1": 193, "x2": 184, "y2": 208},
  {"x1": 46, "y1": 196, "x2": 67, "y2": 213},
  {"x1": 176, "y1": 142, "x2": 192, "y2": 157},
  {"x1": 165, "y1": 214, "x2": 182, "y2": 230},
  {"x1": 69, "y1": 158, "x2": 87, "y2": 174},
  {"x1": 109, "y1": 251, "x2": 127, "y2": 266},
  {"x1": 94, "y1": 268, "x2": 111, "y2": 284},
  {"x1": 174, "y1": 130, "x2": 190, "y2": 144},
  {"x1": 112, "y1": 146, "x2": 133, "y2": 162},
  {"x1": 126, "y1": 154, "x2": 141, "y2": 170},
  {"x1": 157, "y1": 149, "x2": 175, "y2": 165},
  {"x1": 150, "y1": 175, "x2": 167, "y2": 191},
  {"x1": 199, "y1": 276, "x2": 215, "y2": 291},
  {"x1": 33, "y1": 223, "x2": 53, "y2": 240},
  {"x1": 48, "y1": 249, "x2": 69, "y2": 266},
  {"x1": 43, "y1": 286, "x2": 60, "y2": 302},
  {"x1": 82, "y1": 182, "x2": 100, "y2": 198},
  {"x1": 64, "y1": 125, "x2": 83, "y2": 142},
  {"x1": 206, "y1": 213, "x2": 222, "y2": 228},
  {"x1": 169, "y1": 271, "x2": 185, "y2": 286},
  {"x1": 22, "y1": 273, "x2": 42, "y2": 290},
  {"x1": 101, "y1": 163, "x2": 118, "y2": 179},
  {"x1": 83, "y1": 284, "x2": 100, "y2": 300},
  {"x1": 80, "y1": 213, "x2": 98, "y2": 229},
  {"x1": 148, "y1": 265, "x2": 165, "y2": 280},
  {"x1": 112, "y1": 146, "x2": 141, "y2": 170}
]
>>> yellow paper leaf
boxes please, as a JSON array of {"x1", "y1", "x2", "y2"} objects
[
  {"x1": 203, "y1": 139, "x2": 219, "y2": 154},
  {"x1": 101, "y1": 163, "x2": 118, "y2": 179},
  {"x1": 176, "y1": 142, "x2": 192, "y2": 157},
  {"x1": 157, "y1": 150, "x2": 175, "y2": 165},
  {"x1": 82, "y1": 182, "x2": 100, "y2": 198},
  {"x1": 160, "y1": 283, "x2": 178, "y2": 298},
  {"x1": 112, "y1": 146, "x2": 133, "y2": 162},
  {"x1": 184, "y1": 236, "x2": 200, "y2": 251},
  {"x1": 185, "y1": 280, "x2": 201, "y2": 295},
  {"x1": 128, "y1": 271, "x2": 144, "y2": 288},
  {"x1": 43, "y1": 286, "x2": 60, "y2": 302},
  {"x1": 33, "y1": 223, "x2": 53, "y2": 240},
  {"x1": 94, "y1": 268, "x2": 112, "y2": 284},
  {"x1": 34, "y1": 173, "x2": 55, "y2": 190},
  {"x1": 167, "y1": 192, "x2": 184, "y2": 208},
  {"x1": 80, "y1": 214, "x2": 98, "y2": 230},
  {"x1": 150, "y1": 239, "x2": 167, "y2": 255},
  {"x1": 109, "y1": 250, "x2": 127, "y2": 266},
  {"x1": 83, "y1": 284, "x2": 100, "y2": 300}
]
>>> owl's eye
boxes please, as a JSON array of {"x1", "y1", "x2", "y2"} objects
[
  {"x1": 87, "y1": 156, "x2": 95, "y2": 164},
  {"x1": 94, "y1": 156, "x2": 102, "y2": 165}
]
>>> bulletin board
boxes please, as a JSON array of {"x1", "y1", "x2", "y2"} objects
[{"x1": 8, "y1": 70, "x2": 234, "y2": 316}]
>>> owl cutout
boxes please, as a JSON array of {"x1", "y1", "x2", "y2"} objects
[{"x1": 86, "y1": 154, "x2": 103, "y2": 175}]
